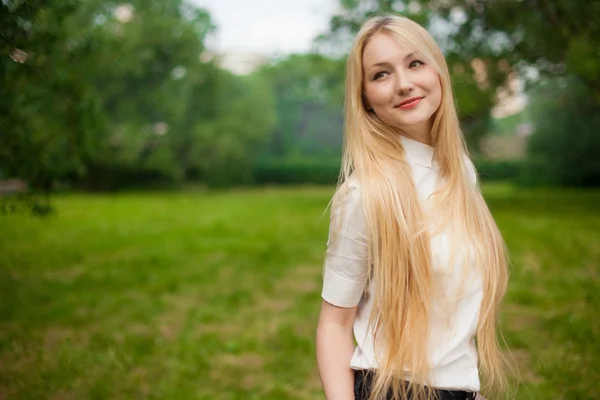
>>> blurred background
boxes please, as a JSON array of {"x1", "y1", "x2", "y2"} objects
[{"x1": 1, "y1": 0, "x2": 598, "y2": 399}]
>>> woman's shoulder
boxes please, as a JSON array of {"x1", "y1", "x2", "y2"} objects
[
  {"x1": 332, "y1": 175, "x2": 363, "y2": 210},
  {"x1": 336, "y1": 175, "x2": 362, "y2": 198},
  {"x1": 345, "y1": 175, "x2": 361, "y2": 191}
]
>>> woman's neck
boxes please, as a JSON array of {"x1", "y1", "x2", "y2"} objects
[{"x1": 397, "y1": 128, "x2": 432, "y2": 146}]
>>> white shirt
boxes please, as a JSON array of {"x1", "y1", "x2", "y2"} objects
[{"x1": 321, "y1": 135, "x2": 483, "y2": 392}]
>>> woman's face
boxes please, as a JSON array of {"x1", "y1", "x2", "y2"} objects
[{"x1": 362, "y1": 32, "x2": 442, "y2": 141}]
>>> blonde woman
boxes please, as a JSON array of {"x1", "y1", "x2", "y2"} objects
[{"x1": 316, "y1": 15, "x2": 509, "y2": 400}]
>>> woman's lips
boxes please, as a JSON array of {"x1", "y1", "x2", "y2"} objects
[{"x1": 396, "y1": 97, "x2": 423, "y2": 109}]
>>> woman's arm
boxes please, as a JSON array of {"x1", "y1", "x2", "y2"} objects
[
  {"x1": 318, "y1": 180, "x2": 367, "y2": 399},
  {"x1": 316, "y1": 299, "x2": 358, "y2": 400}
]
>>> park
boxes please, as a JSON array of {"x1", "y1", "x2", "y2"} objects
[{"x1": 1, "y1": 0, "x2": 599, "y2": 398}]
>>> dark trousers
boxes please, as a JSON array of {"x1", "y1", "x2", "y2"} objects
[{"x1": 354, "y1": 370, "x2": 476, "y2": 400}]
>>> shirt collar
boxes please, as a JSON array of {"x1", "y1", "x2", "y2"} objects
[{"x1": 399, "y1": 135, "x2": 434, "y2": 168}]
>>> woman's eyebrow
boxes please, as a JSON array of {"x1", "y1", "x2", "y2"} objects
[
  {"x1": 367, "y1": 52, "x2": 417, "y2": 71},
  {"x1": 368, "y1": 61, "x2": 391, "y2": 70},
  {"x1": 403, "y1": 51, "x2": 416, "y2": 60}
]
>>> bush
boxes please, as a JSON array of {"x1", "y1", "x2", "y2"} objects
[
  {"x1": 254, "y1": 159, "x2": 341, "y2": 185},
  {"x1": 473, "y1": 159, "x2": 523, "y2": 182},
  {"x1": 255, "y1": 158, "x2": 527, "y2": 186},
  {"x1": 80, "y1": 163, "x2": 183, "y2": 191}
]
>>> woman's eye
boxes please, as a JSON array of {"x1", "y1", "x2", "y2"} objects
[
  {"x1": 373, "y1": 71, "x2": 388, "y2": 80},
  {"x1": 409, "y1": 60, "x2": 424, "y2": 69}
]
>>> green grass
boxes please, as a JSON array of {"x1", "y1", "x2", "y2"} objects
[{"x1": 0, "y1": 184, "x2": 598, "y2": 399}]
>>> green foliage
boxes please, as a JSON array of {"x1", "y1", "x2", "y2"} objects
[
  {"x1": 256, "y1": 54, "x2": 346, "y2": 160},
  {"x1": 1, "y1": 1, "x2": 281, "y2": 191},
  {"x1": 473, "y1": 159, "x2": 523, "y2": 182},
  {"x1": 439, "y1": 0, "x2": 600, "y2": 92},
  {"x1": 81, "y1": 1, "x2": 215, "y2": 189},
  {"x1": 4, "y1": 0, "x2": 598, "y2": 191},
  {"x1": 187, "y1": 71, "x2": 277, "y2": 187},
  {"x1": 315, "y1": 0, "x2": 428, "y2": 55},
  {"x1": 255, "y1": 157, "x2": 525, "y2": 186},
  {"x1": 0, "y1": 185, "x2": 599, "y2": 398},
  {"x1": 0, "y1": 0, "x2": 106, "y2": 191},
  {"x1": 432, "y1": 0, "x2": 600, "y2": 175},
  {"x1": 254, "y1": 159, "x2": 341, "y2": 185},
  {"x1": 521, "y1": 77, "x2": 600, "y2": 187}
]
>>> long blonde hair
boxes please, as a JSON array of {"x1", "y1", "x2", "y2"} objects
[{"x1": 332, "y1": 15, "x2": 510, "y2": 400}]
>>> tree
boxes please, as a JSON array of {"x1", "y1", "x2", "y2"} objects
[
  {"x1": 81, "y1": 1, "x2": 216, "y2": 189},
  {"x1": 183, "y1": 68, "x2": 277, "y2": 187},
  {"x1": 435, "y1": 0, "x2": 600, "y2": 95},
  {"x1": 435, "y1": 0, "x2": 600, "y2": 186},
  {"x1": 0, "y1": 0, "x2": 105, "y2": 194},
  {"x1": 256, "y1": 53, "x2": 346, "y2": 160},
  {"x1": 1, "y1": 0, "x2": 218, "y2": 192},
  {"x1": 521, "y1": 76, "x2": 600, "y2": 187}
]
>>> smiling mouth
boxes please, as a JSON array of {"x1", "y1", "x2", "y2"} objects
[{"x1": 396, "y1": 97, "x2": 423, "y2": 109}]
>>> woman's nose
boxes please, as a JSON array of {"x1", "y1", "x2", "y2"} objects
[{"x1": 395, "y1": 70, "x2": 414, "y2": 94}]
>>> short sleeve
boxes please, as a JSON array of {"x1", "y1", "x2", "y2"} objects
[{"x1": 321, "y1": 181, "x2": 369, "y2": 308}]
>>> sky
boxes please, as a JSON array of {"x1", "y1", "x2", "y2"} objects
[{"x1": 190, "y1": 0, "x2": 338, "y2": 55}]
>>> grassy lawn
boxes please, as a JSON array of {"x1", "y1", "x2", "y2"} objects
[{"x1": 0, "y1": 184, "x2": 598, "y2": 399}]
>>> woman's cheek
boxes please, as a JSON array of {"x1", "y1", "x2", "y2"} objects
[{"x1": 371, "y1": 86, "x2": 391, "y2": 107}]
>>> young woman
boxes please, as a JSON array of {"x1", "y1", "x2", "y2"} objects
[{"x1": 316, "y1": 15, "x2": 509, "y2": 400}]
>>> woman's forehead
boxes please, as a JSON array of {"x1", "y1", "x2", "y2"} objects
[{"x1": 362, "y1": 32, "x2": 420, "y2": 69}]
